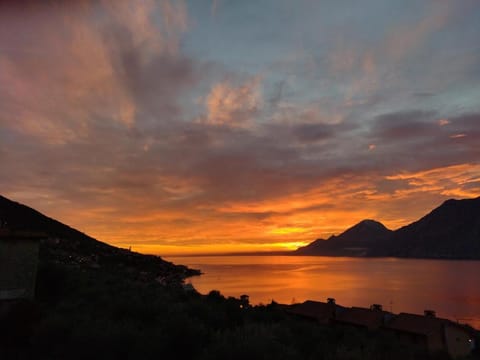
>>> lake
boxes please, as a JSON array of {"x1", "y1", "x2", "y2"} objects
[{"x1": 167, "y1": 255, "x2": 480, "y2": 329}]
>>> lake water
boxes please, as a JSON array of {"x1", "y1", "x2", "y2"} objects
[{"x1": 167, "y1": 255, "x2": 480, "y2": 329}]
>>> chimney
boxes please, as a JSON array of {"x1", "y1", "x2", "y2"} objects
[
  {"x1": 327, "y1": 298, "x2": 336, "y2": 304},
  {"x1": 370, "y1": 304, "x2": 383, "y2": 311},
  {"x1": 424, "y1": 310, "x2": 436, "y2": 317}
]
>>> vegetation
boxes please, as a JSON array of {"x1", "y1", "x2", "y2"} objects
[{"x1": 2, "y1": 257, "x2": 478, "y2": 360}]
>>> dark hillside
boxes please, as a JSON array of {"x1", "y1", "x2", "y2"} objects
[
  {"x1": 389, "y1": 197, "x2": 480, "y2": 259},
  {"x1": 0, "y1": 195, "x2": 198, "y2": 283},
  {"x1": 296, "y1": 197, "x2": 480, "y2": 259}
]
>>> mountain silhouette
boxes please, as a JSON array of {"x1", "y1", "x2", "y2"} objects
[
  {"x1": 0, "y1": 194, "x2": 198, "y2": 280},
  {"x1": 296, "y1": 197, "x2": 480, "y2": 259},
  {"x1": 388, "y1": 197, "x2": 480, "y2": 258},
  {"x1": 296, "y1": 219, "x2": 393, "y2": 256}
]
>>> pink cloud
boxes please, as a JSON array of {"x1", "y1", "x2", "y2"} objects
[{"x1": 204, "y1": 76, "x2": 262, "y2": 126}]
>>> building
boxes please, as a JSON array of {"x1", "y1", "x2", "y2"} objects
[
  {"x1": 287, "y1": 298, "x2": 345, "y2": 324},
  {"x1": 0, "y1": 228, "x2": 44, "y2": 300},
  {"x1": 286, "y1": 297, "x2": 477, "y2": 358},
  {"x1": 335, "y1": 304, "x2": 393, "y2": 331},
  {"x1": 386, "y1": 311, "x2": 475, "y2": 358}
]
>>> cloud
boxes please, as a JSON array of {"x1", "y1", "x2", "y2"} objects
[
  {"x1": 0, "y1": 0, "x2": 193, "y2": 143},
  {"x1": 372, "y1": 110, "x2": 438, "y2": 141},
  {"x1": 385, "y1": 163, "x2": 480, "y2": 199},
  {"x1": 102, "y1": 0, "x2": 188, "y2": 56},
  {"x1": 323, "y1": 0, "x2": 477, "y2": 114},
  {"x1": 364, "y1": 110, "x2": 480, "y2": 177},
  {"x1": 385, "y1": 1, "x2": 451, "y2": 62},
  {"x1": 204, "y1": 76, "x2": 262, "y2": 126},
  {"x1": 438, "y1": 118, "x2": 450, "y2": 126},
  {"x1": 370, "y1": 110, "x2": 480, "y2": 152},
  {"x1": 292, "y1": 123, "x2": 334, "y2": 143}
]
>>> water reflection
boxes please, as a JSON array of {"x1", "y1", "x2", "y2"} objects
[{"x1": 168, "y1": 255, "x2": 480, "y2": 329}]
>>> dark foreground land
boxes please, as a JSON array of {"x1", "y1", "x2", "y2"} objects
[
  {"x1": 1, "y1": 194, "x2": 479, "y2": 359},
  {"x1": 1, "y1": 241, "x2": 479, "y2": 360},
  {"x1": 2, "y1": 260, "x2": 478, "y2": 360}
]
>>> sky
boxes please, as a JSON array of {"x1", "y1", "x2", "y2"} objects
[{"x1": 1, "y1": 0, "x2": 480, "y2": 255}]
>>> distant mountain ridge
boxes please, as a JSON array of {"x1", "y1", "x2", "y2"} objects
[
  {"x1": 388, "y1": 197, "x2": 480, "y2": 258},
  {"x1": 296, "y1": 197, "x2": 480, "y2": 259},
  {"x1": 296, "y1": 219, "x2": 393, "y2": 257}
]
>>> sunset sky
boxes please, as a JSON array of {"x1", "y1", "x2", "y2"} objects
[{"x1": 1, "y1": 0, "x2": 479, "y2": 255}]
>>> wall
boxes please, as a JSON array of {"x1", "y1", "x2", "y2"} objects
[
  {"x1": 0, "y1": 239, "x2": 40, "y2": 300},
  {"x1": 444, "y1": 325, "x2": 473, "y2": 359}
]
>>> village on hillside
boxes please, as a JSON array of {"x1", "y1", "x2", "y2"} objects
[{"x1": 288, "y1": 298, "x2": 477, "y2": 359}]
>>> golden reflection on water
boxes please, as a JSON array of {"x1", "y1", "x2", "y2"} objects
[{"x1": 167, "y1": 255, "x2": 480, "y2": 329}]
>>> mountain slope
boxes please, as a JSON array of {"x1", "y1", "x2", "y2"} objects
[
  {"x1": 389, "y1": 197, "x2": 480, "y2": 259},
  {"x1": 0, "y1": 195, "x2": 199, "y2": 282},
  {"x1": 296, "y1": 197, "x2": 480, "y2": 259},
  {"x1": 295, "y1": 219, "x2": 393, "y2": 256}
]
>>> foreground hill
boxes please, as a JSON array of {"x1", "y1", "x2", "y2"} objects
[
  {"x1": 296, "y1": 197, "x2": 480, "y2": 259},
  {"x1": 0, "y1": 194, "x2": 198, "y2": 283}
]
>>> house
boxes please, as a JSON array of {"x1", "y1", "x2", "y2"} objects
[
  {"x1": 285, "y1": 296, "x2": 477, "y2": 357},
  {"x1": 386, "y1": 311, "x2": 475, "y2": 358},
  {"x1": 287, "y1": 298, "x2": 345, "y2": 324},
  {"x1": 335, "y1": 304, "x2": 393, "y2": 330},
  {"x1": 0, "y1": 228, "x2": 44, "y2": 300}
]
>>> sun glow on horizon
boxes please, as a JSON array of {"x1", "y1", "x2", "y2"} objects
[
  {"x1": 121, "y1": 240, "x2": 312, "y2": 257},
  {"x1": 15, "y1": 162, "x2": 478, "y2": 256},
  {"x1": 268, "y1": 227, "x2": 310, "y2": 235}
]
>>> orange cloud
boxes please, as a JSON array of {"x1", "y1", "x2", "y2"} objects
[
  {"x1": 5, "y1": 161, "x2": 480, "y2": 256},
  {"x1": 58, "y1": 162, "x2": 474, "y2": 255},
  {"x1": 386, "y1": 163, "x2": 480, "y2": 199},
  {"x1": 438, "y1": 118, "x2": 450, "y2": 126}
]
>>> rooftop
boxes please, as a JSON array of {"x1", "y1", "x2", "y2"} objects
[
  {"x1": 288, "y1": 300, "x2": 345, "y2": 323},
  {"x1": 336, "y1": 306, "x2": 392, "y2": 330}
]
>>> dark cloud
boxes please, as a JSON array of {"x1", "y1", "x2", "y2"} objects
[
  {"x1": 372, "y1": 110, "x2": 438, "y2": 140},
  {"x1": 364, "y1": 110, "x2": 480, "y2": 175},
  {"x1": 292, "y1": 123, "x2": 334, "y2": 143},
  {"x1": 103, "y1": 25, "x2": 196, "y2": 121}
]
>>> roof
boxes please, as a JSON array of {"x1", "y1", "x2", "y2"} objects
[
  {"x1": 335, "y1": 307, "x2": 391, "y2": 330},
  {"x1": 288, "y1": 300, "x2": 343, "y2": 323},
  {"x1": 386, "y1": 313, "x2": 453, "y2": 337}
]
